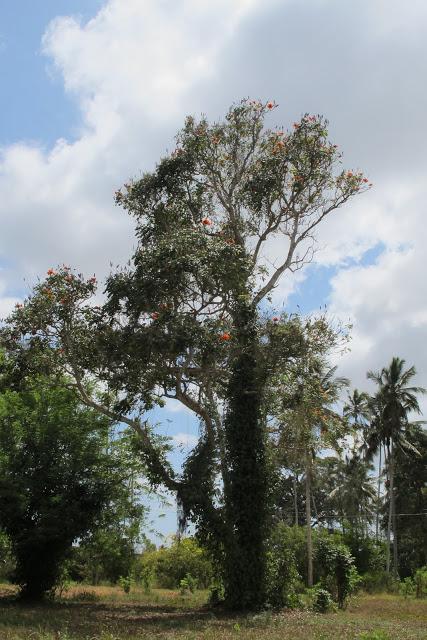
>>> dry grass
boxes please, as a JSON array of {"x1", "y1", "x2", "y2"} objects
[{"x1": 0, "y1": 584, "x2": 425, "y2": 640}]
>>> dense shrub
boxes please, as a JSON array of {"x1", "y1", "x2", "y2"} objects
[
  {"x1": 314, "y1": 536, "x2": 360, "y2": 608},
  {"x1": 360, "y1": 570, "x2": 398, "y2": 594},
  {"x1": 266, "y1": 523, "x2": 301, "y2": 608},
  {"x1": 414, "y1": 566, "x2": 427, "y2": 598},
  {"x1": 138, "y1": 537, "x2": 212, "y2": 590},
  {"x1": 311, "y1": 586, "x2": 335, "y2": 613},
  {"x1": 343, "y1": 533, "x2": 386, "y2": 575}
]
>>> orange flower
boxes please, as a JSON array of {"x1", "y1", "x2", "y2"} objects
[
  {"x1": 201, "y1": 217, "x2": 212, "y2": 226},
  {"x1": 272, "y1": 316, "x2": 279, "y2": 322},
  {"x1": 219, "y1": 332, "x2": 231, "y2": 341},
  {"x1": 89, "y1": 277, "x2": 97, "y2": 284},
  {"x1": 347, "y1": 171, "x2": 353, "y2": 178},
  {"x1": 151, "y1": 312, "x2": 160, "y2": 320},
  {"x1": 362, "y1": 178, "x2": 369, "y2": 183},
  {"x1": 266, "y1": 101, "x2": 274, "y2": 110},
  {"x1": 47, "y1": 268, "x2": 55, "y2": 276}
]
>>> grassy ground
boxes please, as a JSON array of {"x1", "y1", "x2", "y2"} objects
[{"x1": 0, "y1": 584, "x2": 426, "y2": 640}]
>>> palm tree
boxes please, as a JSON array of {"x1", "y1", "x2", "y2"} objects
[
  {"x1": 278, "y1": 360, "x2": 348, "y2": 586},
  {"x1": 343, "y1": 389, "x2": 370, "y2": 448},
  {"x1": 365, "y1": 357, "x2": 425, "y2": 577},
  {"x1": 327, "y1": 453, "x2": 376, "y2": 536}
]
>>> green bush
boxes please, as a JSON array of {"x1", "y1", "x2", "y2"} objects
[
  {"x1": 265, "y1": 523, "x2": 301, "y2": 608},
  {"x1": 399, "y1": 576, "x2": 415, "y2": 597},
  {"x1": 343, "y1": 533, "x2": 387, "y2": 575},
  {"x1": 311, "y1": 586, "x2": 335, "y2": 613},
  {"x1": 118, "y1": 575, "x2": 133, "y2": 594},
  {"x1": 138, "y1": 537, "x2": 212, "y2": 590},
  {"x1": 360, "y1": 570, "x2": 398, "y2": 594},
  {"x1": 414, "y1": 566, "x2": 427, "y2": 598},
  {"x1": 315, "y1": 536, "x2": 360, "y2": 608},
  {"x1": 179, "y1": 573, "x2": 197, "y2": 595}
]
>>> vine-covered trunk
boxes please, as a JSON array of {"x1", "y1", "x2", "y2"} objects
[{"x1": 223, "y1": 302, "x2": 268, "y2": 610}]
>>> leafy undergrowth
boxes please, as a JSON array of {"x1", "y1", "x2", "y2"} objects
[{"x1": 0, "y1": 585, "x2": 426, "y2": 640}]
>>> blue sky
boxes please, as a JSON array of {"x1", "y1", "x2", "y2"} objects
[
  {"x1": 1, "y1": 0, "x2": 426, "y2": 541},
  {"x1": 0, "y1": 2, "x2": 102, "y2": 146}
]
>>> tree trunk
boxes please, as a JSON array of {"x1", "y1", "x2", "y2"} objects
[
  {"x1": 386, "y1": 444, "x2": 392, "y2": 574},
  {"x1": 293, "y1": 473, "x2": 299, "y2": 526},
  {"x1": 305, "y1": 453, "x2": 313, "y2": 587},
  {"x1": 223, "y1": 301, "x2": 268, "y2": 610},
  {"x1": 390, "y1": 444, "x2": 398, "y2": 579},
  {"x1": 376, "y1": 445, "x2": 382, "y2": 540}
]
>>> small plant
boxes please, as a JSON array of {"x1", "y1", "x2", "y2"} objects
[
  {"x1": 138, "y1": 564, "x2": 154, "y2": 594},
  {"x1": 414, "y1": 566, "x2": 427, "y2": 598},
  {"x1": 399, "y1": 577, "x2": 415, "y2": 598},
  {"x1": 208, "y1": 578, "x2": 224, "y2": 605},
  {"x1": 179, "y1": 572, "x2": 197, "y2": 595},
  {"x1": 311, "y1": 586, "x2": 335, "y2": 613},
  {"x1": 119, "y1": 575, "x2": 133, "y2": 594}
]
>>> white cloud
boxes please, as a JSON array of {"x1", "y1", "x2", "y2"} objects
[
  {"x1": 0, "y1": 0, "x2": 265, "y2": 298},
  {"x1": 0, "y1": 0, "x2": 426, "y2": 412},
  {"x1": 172, "y1": 432, "x2": 198, "y2": 448},
  {"x1": 327, "y1": 181, "x2": 427, "y2": 407}
]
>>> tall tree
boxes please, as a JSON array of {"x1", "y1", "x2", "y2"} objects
[
  {"x1": 365, "y1": 357, "x2": 425, "y2": 578},
  {"x1": 1, "y1": 101, "x2": 368, "y2": 609}
]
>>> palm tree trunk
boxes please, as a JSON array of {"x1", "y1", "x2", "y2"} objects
[
  {"x1": 390, "y1": 444, "x2": 398, "y2": 579},
  {"x1": 376, "y1": 445, "x2": 382, "y2": 540},
  {"x1": 386, "y1": 444, "x2": 392, "y2": 574},
  {"x1": 305, "y1": 453, "x2": 313, "y2": 587},
  {"x1": 293, "y1": 472, "x2": 299, "y2": 526}
]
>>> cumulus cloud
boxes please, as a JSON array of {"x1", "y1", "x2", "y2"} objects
[{"x1": 0, "y1": 0, "x2": 426, "y2": 399}]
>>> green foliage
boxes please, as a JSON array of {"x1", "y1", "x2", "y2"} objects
[
  {"x1": 179, "y1": 573, "x2": 197, "y2": 595},
  {"x1": 311, "y1": 586, "x2": 335, "y2": 613},
  {"x1": 118, "y1": 575, "x2": 133, "y2": 594},
  {"x1": 343, "y1": 534, "x2": 386, "y2": 576},
  {"x1": 315, "y1": 536, "x2": 360, "y2": 608},
  {"x1": 392, "y1": 425, "x2": 427, "y2": 577},
  {"x1": 0, "y1": 529, "x2": 14, "y2": 582},
  {"x1": 414, "y1": 566, "x2": 427, "y2": 598},
  {"x1": 360, "y1": 570, "x2": 398, "y2": 594},
  {"x1": 138, "y1": 537, "x2": 212, "y2": 590},
  {"x1": 0, "y1": 376, "x2": 144, "y2": 600},
  {"x1": 398, "y1": 577, "x2": 415, "y2": 597},
  {"x1": 265, "y1": 523, "x2": 301, "y2": 608}
]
